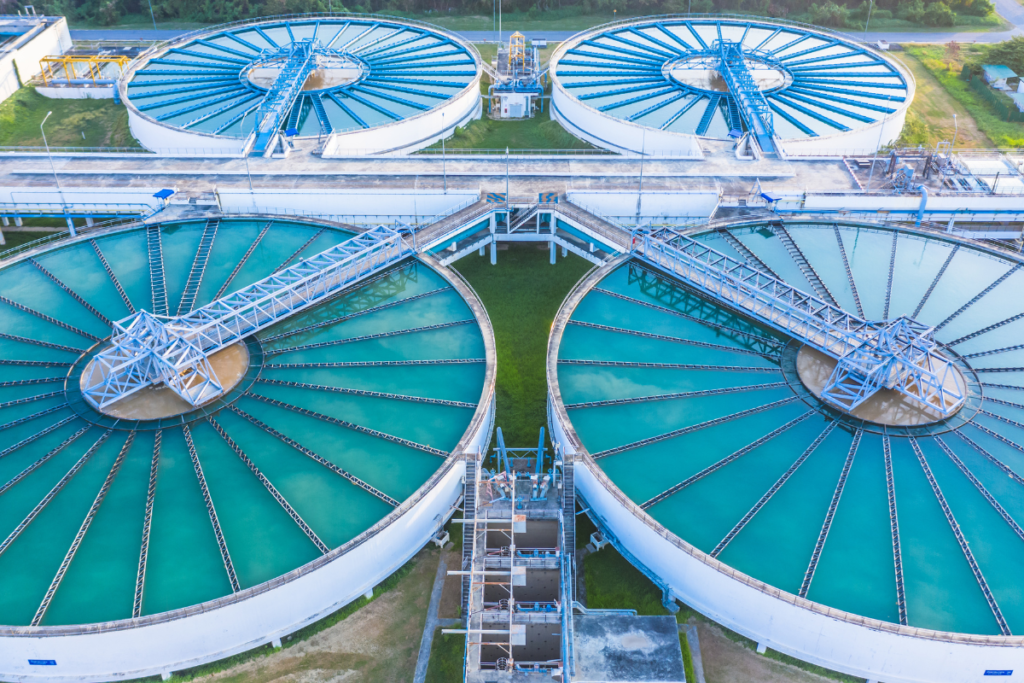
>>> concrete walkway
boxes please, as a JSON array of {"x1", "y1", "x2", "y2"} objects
[
  {"x1": 413, "y1": 553, "x2": 461, "y2": 683},
  {"x1": 681, "y1": 623, "x2": 708, "y2": 683}
]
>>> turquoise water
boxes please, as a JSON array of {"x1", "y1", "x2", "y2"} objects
[
  {"x1": 733, "y1": 228, "x2": 817, "y2": 294},
  {"x1": 0, "y1": 219, "x2": 485, "y2": 626},
  {"x1": 784, "y1": 225, "x2": 860, "y2": 313},
  {"x1": 560, "y1": 223, "x2": 1024, "y2": 635}
]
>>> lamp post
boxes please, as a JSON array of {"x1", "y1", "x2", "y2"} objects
[
  {"x1": 865, "y1": 113, "x2": 887, "y2": 193},
  {"x1": 146, "y1": 0, "x2": 157, "y2": 30},
  {"x1": 951, "y1": 113, "x2": 958, "y2": 149},
  {"x1": 864, "y1": 0, "x2": 874, "y2": 39},
  {"x1": 636, "y1": 129, "x2": 646, "y2": 228},
  {"x1": 41, "y1": 111, "x2": 74, "y2": 237},
  {"x1": 240, "y1": 108, "x2": 255, "y2": 202}
]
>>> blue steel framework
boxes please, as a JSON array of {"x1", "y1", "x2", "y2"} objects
[
  {"x1": 124, "y1": 17, "x2": 477, "y2": 144},
  {"x1": 553, "y1": 18, "x2": 908, "y2": 142},
  {"x1": 83, "y1": 225, "x2": 412, "y2": 409},
  {"x1": 634, "y1": 227, "x2": 966, "y2": 417}
]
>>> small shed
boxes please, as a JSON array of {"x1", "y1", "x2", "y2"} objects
[
  {"x1": 982, "y1": 64, "x2": 1017, "y2": 89},
  {"x1": 1010, "y1": 92, "x2": 1024, "y2": 113}
]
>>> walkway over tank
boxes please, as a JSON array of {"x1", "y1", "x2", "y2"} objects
[{"x1": 633, "y1": 226, "x2": 966, "y2": 417}]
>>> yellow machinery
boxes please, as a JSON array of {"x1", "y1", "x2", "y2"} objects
[
  {"x1": 507, "y1": 31, "x2": 527, "y2": 75},
  {"x1": 39, "y1": 54, "x2": 130, "y2": 85}
]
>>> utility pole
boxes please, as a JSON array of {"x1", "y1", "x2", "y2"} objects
[
  {"x1": 635, "y1": 130, "x2": 646, "y2": 228},
  {"x1": 865, "y1": 115, "x2": 887, "y2": 193},
  {"x1": 41, "y1": 111, "x2": 74, "y2": 237}
]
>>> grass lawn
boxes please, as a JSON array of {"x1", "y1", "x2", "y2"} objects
[
  {"x1": 895, "y1": 51, "x2": 993, "y2": 148},
  {"x1": 424, "y1": 626, "x2": 466, "y2": 683},
  {"x1": 902, "y1": 45, "x2": 1024, "y2": 147},
  {"x1": 426, "y1": 110, "x2": 594, "y2": 151},
  {"x1": 0, "y1": 87, "x2": 141, "y2": 149},
  {"x1": 452, "y1": 243, "x2": 592, "y2": 448}
]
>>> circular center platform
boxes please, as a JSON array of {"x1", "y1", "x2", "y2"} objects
[
  {"x1": 794, "y1": 344, "x2": 967, "y2": 427},
  {"x1": 246, "y1": 55, "x2": 365, "y2": 92},
  {"x1": 80, "y1": 342, "x2": 250, "y2": 420},
  {"x1": 665, "y1": 56, "x2": 787, "y2": 94}
]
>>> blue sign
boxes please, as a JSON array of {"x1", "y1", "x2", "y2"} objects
[
  {"x1": 28, "y1": 660, "x2": 56, "y2": 666},
  {"x1": 984, "y1": 671, "x2": 1013, "y2": 676}
]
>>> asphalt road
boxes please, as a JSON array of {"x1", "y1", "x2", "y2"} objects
[{"x1": 66, "y1": 0, "x2": 1024, "y2": 45}]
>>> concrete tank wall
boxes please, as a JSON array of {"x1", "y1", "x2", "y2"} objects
[{"x1": 322, "y1": 76, "x2": 482, "y2": 156}]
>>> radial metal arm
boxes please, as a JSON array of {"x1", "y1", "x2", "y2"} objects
[
  {"x1": 633, "y1": 228, "x2": 966, "y2": 416},
  {"x1": 83, "y1": 225, "x2": 413, "y2": 409}
]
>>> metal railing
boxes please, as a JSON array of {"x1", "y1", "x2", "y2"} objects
[
  {"x1": 634, "y1": 228, "x2": 966, "y2": 416},
  {"x1": 82, "y1": 225, "x2": 413, "y2": 408}
]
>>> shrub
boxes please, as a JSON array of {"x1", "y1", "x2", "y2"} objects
[
  {"x1": 922, "y1": 1, "x2": 956, "y2": 25},
  {"x1": 809, "y1": 0, "x2": 850, "y2": 26}
]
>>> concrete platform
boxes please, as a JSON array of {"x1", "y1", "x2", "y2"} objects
[{"x1": 572, "y1": 614, "x2": 686, "y2": 683}]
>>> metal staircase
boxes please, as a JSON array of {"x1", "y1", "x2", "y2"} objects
[
  {"x1": 726, "y1": 95, "x2": 743, "y2": 133},
  {"x1": 561, "y1": 453, "x2": 575, "y2": 590},
  {"x1": 176, "y1": 218, "x2": 219, "y2": 316},
  {"x1": 251, "y1": 39, "x2": 318, "y2": 156},
  {"x1": 695, "y1": 94, "x2": 721, "y2": 136},
  {"x1": 716, "y1": 40, "x2": 777, "y2": 155},
  {"x1": 461, "y1": 453, "x2": 477, "y2": 615},
  {"x1": 146, "y1": 224, "x2": 168, "y2": 316}
]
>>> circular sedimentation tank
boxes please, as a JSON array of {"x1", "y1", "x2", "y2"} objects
[
  {"x1": 549, "y1": 18, "x2": 913, "y2": 156},
  {"x1": 0, "y1": 217, "x2": 492, "y2": 680},
  {"x1": 121, "y1": 16, "x2": 482, "y2": 154},
  {"x1": 549, "y1": 221, "x2": 1024, "y2": 681}
]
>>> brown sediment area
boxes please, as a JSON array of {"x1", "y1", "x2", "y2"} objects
[
  {"x1": 796, "y1": 345, "x2": 964, "y2": 427},
  {"x1": 81, "y1": 342, "x2": 249, "y2": 420}
]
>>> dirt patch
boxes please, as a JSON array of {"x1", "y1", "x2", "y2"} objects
[
  {"x1": 189, "y1": 547, "x2": 439, "y2": 683},
  {"x1": 696, "y1": 620, "x2": 845, "y2": 683},
  {"x1": 437, "y1": 548, "x2": 462, "y2": 620}
]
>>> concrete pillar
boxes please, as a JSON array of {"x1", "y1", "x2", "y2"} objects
[
  {"x1": 14, "y1": 216, "x2": 23, "y2": 227},
  {"x1": 66, "y1": 217, "x2": 77, "y2": 237},
  {"x1": 1, "y1": 216, "x2": 8, "y2": 226},
  {"x1": 0, "y1": 227, "x2": 5, "y2": 246},
  {"x1": 160, "y1": 673, "x2": 172, "y2": 681},
  {"x1": 271, "y1": 637, "x2": 282, "y2": 648},
  {"x1": 479, "y1": 245, "x2": 485, "y2": 256},
  {"x1": 363, "y1": 588, "x2": 374, "y2": 600},
  {"x1": 85, "y1": 216, "x2": 94, "y2": 227},
  {"x1": 561, "y1": 246, "x2": 567, "y2": 258},
  {"x1": 589, "y1": 242, "x2": 595, "y2": 253},
  {"x1": 490, "y1": 237, "x2": 497, "y2": 265},
  {"x1": 756, "y1": 642, "x2": 767, "y2": 655},
  {"x1": 536, "y1": 212, "x2": 541, "y2": 233},
  {"x1": 550, "y1": 240, "x2": 556, "y2": 264}
]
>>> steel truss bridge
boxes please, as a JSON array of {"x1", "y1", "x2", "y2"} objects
[
  {"x1": 633, "y1": 227, "x2": 967, "y2": 417},
  {"x1": 83, "y1": 225, "x2": 412, "y2": 409}
]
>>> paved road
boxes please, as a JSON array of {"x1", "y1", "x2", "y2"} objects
[{"x1": 64, "y1": 1, "x2": 1024, "y2": 45}]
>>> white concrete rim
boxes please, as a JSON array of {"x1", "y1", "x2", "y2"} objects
[
  {"x1": 545, "y1": 218, "x2": 1024, "y2": 649},
  {"x1": 118, "y1": 13, "x2": 483, "y2": 145},
  {"x1": 0, "y1": 213, "x2": 497, "y2": 638}
]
